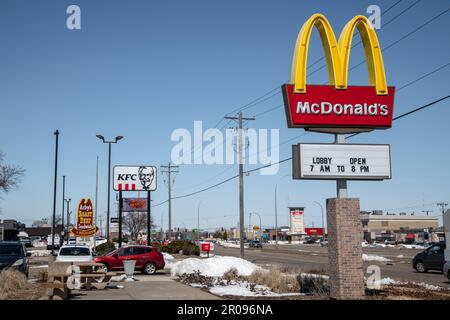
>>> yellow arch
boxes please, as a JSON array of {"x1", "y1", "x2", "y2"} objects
[{"x1": 291, "y1": 14, "x2": 388, "y2": 95}]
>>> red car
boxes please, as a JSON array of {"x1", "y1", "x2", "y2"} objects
[{"x1": 94, "y1": 245, "x2": 165, "y2": 275}]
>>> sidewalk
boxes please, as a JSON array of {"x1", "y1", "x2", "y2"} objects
[{"x1": 70, "y1": 271, "x2": 220, "y2": 300}]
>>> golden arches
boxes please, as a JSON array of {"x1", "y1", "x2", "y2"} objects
[{"x1": 291, "y1": 14, "x2": 388, "y2": 95}]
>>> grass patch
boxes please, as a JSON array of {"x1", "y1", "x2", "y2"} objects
[
  {"x1": 248, "y1": 266, "x2": 300, "y2": 293},
  {"x1": 0, "y1": 270, "x2": 29, "y2": 300}
]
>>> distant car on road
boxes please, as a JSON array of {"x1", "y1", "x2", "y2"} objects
[
  {"x1": 56, "y1": 245, "x2": 94, "y2": 263},
  {"x1": 67, "y1": 237, "x2": 77, "y2": 245},
  {"x1": 94, "y1": 245, "x2": 165, "y2": 275},
  {"x1": 444, "y1": 261, "x2": 450, "y2": 281},
  {"x1": 19, "y1": 237, "x2": 33, "y2": 248},
  {"x1": 320, "y1": 239, "x2": 328, "y2": 247},
  {"x1": 412, "y1": 243, "x2": 446, "y2": 273},
  {"x1": 0, "y1": 241, "x2": 30, "y2": 277},
  {"x1": 249, "y1": 240, "x2": 262, "y2": 248}
]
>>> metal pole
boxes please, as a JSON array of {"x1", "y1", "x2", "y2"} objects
[
  {"x1": 275, "y1": 185, "x2": 278, "y2": 248},
  {"x1": 118, "y1": 191, "x2": 123, "y2": 248},
  {"x1": 147, "y1": 191, "x2": 151, "y2": 245},
  {"x1": 313, "y1": 201, "x2": 325, "y2": 236},
  {"x1": 65, "y1": 199, "x2": 71, "y2": 237},
  {"x1": 197, "y1": 201, "x2": 201, "y2": 242},
  {"x1": 238, "y1": 113, "x2": 245, "y2": 258},
  {"x1": 61, "y1": 175, "x2": 65, "y2": 246},
  {"x1": 51, "y1": 130, "x2": 59, "y2": 255},
  {"x1": 168, "y1": 164, "x2": 172, "y2": 240},
  {"x1": 106, "y1": 143, "x2": 112, "y2": 241},
  {"x1": 94, "y1": 156, "x2": 98, "y2": 250},
  {"x1": 335, "y1": 134, "x2": 348, "y2": 198}
]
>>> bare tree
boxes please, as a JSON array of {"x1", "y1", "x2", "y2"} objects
[
  {"x1": 123, "y1": 212, "x2": 154, "y2": 241},
  {"x1": 32, "y1": 218, "x2": 49, "y2": 227},
  {"x1": 0, "y1": 150, "x2": 25, "y2": 211}
]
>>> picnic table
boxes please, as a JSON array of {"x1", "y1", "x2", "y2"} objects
[{"x1": 46, "y1": 261, "x2": 117, "y2": 299}]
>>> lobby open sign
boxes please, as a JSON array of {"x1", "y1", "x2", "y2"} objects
[{"x1": 292, "y1": 143, "x2": 391, "y2": 180}]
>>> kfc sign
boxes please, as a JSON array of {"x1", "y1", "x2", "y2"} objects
[
  {"x1": 113, "y1": 166, "x2": 157, "y2": 191},
  {"x1": 283, "y1": 14, "x2": 395, "y2": 133}
]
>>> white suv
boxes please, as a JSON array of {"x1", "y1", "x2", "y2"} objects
[{"x1": 56, "y1": 245, "x2": 93, "y2": 263}]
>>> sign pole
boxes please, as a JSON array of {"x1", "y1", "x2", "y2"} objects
[
  {"x1": 335, "y1": 134, "x2": 348, "y2": 198},
  {"x1": 118, "y1": 191, "x2": 123, "y2": 248},
  {"x1": 147, "y1": 191, "x2": 151, "y2": 246}
]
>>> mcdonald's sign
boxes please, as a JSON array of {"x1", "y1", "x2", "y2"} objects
[{"x1": 283, "y1": 14, "x2": 395, "y2": 133}]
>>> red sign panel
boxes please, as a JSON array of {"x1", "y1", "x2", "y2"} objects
[
  {"x1": 282, "y1": 84, "x2": 395, "y2": 132},
  {"x1": 201, "y1": 243, "x2": 211, "y2": 252},
  {"x1": 304, "y1": 228, "x2": 325, "y2": 236}
]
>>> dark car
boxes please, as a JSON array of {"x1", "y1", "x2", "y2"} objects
[
  {"x1": 0, "y1": 241, "x2": 30, "y2": 277},
  {"x1": 412, "y1": 243, "x2": 446, "y2": 273},
  {"x1": 249, "y1": 240, "x2": 262, "y2": 248},
  {"x1": 94, "y1": 245, "x2": 165, "y2": 275}
]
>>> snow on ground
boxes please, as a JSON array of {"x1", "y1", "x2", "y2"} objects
[
  {"x1": 29, "y1": 264, "x2": 49, "y2": 269},
  {"x1": 368, "y1": 278, "x2": 447, "y2": 291},
  {"x1": 362, "y1": 254, "x2": 391, "y2": 262},
  {"x1": 208, "y1": 280, "x2": 303, "y2": 297},
  {"x1": 29, "y1": 250, "x2": 51, "y2": 257},
  {"x1": 400, "y1": 244, "x2": 426, "y2": 250},
  {"x1": 221, "y1": 242, "x2": 248, "y2": 249},
  {"x1": 170, "y1": 256, "x2": 260, "y2": 277},
  {"x1": 162, "y1": 253, "x2": 176, "y2": 268}
]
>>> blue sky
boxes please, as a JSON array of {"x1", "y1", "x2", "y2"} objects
[{"x1": 0, "y1": 0, "x2": 449, "y2": 231}]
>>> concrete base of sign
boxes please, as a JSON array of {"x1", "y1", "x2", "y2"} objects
[{"x1": 326, "y1": 197, "x2": 365, "y2": 299}]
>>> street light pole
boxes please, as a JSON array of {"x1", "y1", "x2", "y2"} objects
[
  {"x1": 61, "y1": 175, "x2": 65, "y2": 246},
  {"x1": 312, "y1": 201, "x2": 325, "y2": 237},
  {"x1": 274, "y1": 174, "x2": 290, "y2": 249},
  {"x1": 96, "y1": 135, "x2": 123, "y2": 242},
  {"x1": 250, "y1": 212, "x2": 262, "y2": 241},
  {"x1": 51, "y1": 130, "x2": 59, "y2": 255},
  {"x1": 65, "y1": 198, "x2": 71, "y2": 237},
  {"x1": 197, "y1": 201, "x2": 202, "y2": 242}
]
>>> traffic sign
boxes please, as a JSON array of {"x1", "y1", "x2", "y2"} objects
[{"x1": 292, "y1": 143, "x2": 391, "y2": 180}]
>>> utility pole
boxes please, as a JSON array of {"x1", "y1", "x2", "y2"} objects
[
  {"x1": 161, "y1": 163, "x2": 179, "y2": 240},
  {"x1": 437, "y1": 203, "x2": 448, "y2": 226},
  {"x1": 224, "y1": 112, "x2": 255, "y2": 259},
  {"x1": 422, "y1": 210, "x2": 432, "y2": 216},
  {"x1": 99, "y1": 215, "x2": 103, "y2": 236}
]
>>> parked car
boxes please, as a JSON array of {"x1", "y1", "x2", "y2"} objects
[
  {"x1": 0, "y1": 241, "x2": 30, "y2": 277},
  {"x1": 320, "y1": 239, "x2": 328, "y2": 247},
  {"x1": 444, "y1": 261, "x2": 450, "y2": 281},
  {"x1": 249, "y1": 240, "x2": 262, "y2": 248},
  {"x1": 412, "y1": 243, "x2": 446, "y2": 273},
  {"x1": 19, "y1": 237, "x2": 33, "y2": 248},
  {"x1": 56, "y1": 245, "x2": 94, "y2": 263},
  {"x1": 94, "y1": 245, "x2": 165, "y2": 275}
]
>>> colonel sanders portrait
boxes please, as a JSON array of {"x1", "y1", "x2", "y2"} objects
[{"x1": 138, "y1": 166, "x2": 155, "y2": 190}]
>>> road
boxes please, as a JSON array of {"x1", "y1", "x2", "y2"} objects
[{"x1": 215, "y1": 244, "x2": 450, "y2": 289}]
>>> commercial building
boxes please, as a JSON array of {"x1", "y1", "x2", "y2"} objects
[
  {"x1": 360, "y1": 213, "x2": 439, "y2": 243},
  {"x1": 0, "y1": 219, "x2": 26, "y2": 241}
]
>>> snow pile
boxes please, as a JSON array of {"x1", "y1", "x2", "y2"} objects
[
  {"x1": 400, "y1": 244, "x2": 426, "y2": 250},
  {"x1": 170, "y1": 256, "x2": 259, "y2": 277},
  {"x1": 29, "y1": 264, "x2": 49, "y2": 269},
  {"x1": 29, "y1": 250, "x2": 51, "y2": 257},
  {"x1": 414, "y1": 282, "x2": 443, "y2": 291},
  {"x1": 362, "y1": 254, "x2": 391, "y2": 262},
  {"x1": 208, "y1": 281, "x2": 302, "y2": 297},
  {"x1": 110, "y1": 274, "x2": 127, "y2": 282},
  {"x1": 162, "y1": 253, "x2": 176, "y2": 268},
  {"x1": 32, "y1": 241, "x2": 47, "y2": 247},
  {"x1": 396, "y1": 255, "x2": 404, "y2": 258},
  {"x1": 221, "y1": 242, "x2": 248, "y2": 249}
]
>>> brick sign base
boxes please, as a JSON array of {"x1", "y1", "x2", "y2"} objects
[{"x1": 326, "y1": 197, "x2": 365, "y2": 299}]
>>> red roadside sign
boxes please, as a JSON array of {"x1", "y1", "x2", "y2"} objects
[{"x1": 282, "y1": 84, "x2": 395, "y2": 133}]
